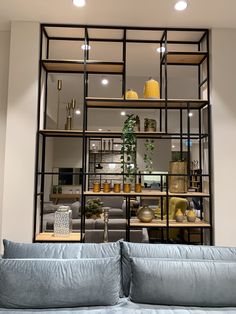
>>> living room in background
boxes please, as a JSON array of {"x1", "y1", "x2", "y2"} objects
[{"x1": 34, "y1": 24, "x2": 212, "y2": 244}]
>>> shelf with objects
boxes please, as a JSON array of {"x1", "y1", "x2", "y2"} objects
[{"x1": 33, "y1": 24, "x2": 212, "y2": 245}]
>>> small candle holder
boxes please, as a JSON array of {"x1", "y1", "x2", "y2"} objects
[
  {"x1": 93, "y1": 182, "x2": 101, "y2": 193},
  {"x1": 65, "y1": 98, "x2": 76, "y2": 130},
  {"x1": 103, "y1": 181, "x2": 111, "y2": 193},
  {"x1": 57, "y1": 80, "x2": 62, "y2": 129},
  {"x1": 113, "y1": 183, "x2": 121, "y2": 193},
  {"x1": 135, "y1": 183, "x2": 142, "y2": 193}
]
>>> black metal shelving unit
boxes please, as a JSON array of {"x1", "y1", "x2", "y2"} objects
[{"x1": 33, "y1": 24, "x2": 212, "y2": 245}]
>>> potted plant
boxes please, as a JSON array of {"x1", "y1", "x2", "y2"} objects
[
  {"x1": 121, "y1": 114, "x2": 138, "y2": 192},
  {"x1": 85, "y1": 198, "x2": 103, "y2": 219},
  {"x1": 144, "y1": 139, "x2": 155, "y2": 173}
]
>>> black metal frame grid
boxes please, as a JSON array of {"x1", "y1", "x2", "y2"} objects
[{"x1": 33, "y1": 23, "x2": 213, "y2": 245}]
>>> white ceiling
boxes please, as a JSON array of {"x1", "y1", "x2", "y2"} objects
[{"x1": 0, "y1": 0, "x2": 236, "y2": 31}]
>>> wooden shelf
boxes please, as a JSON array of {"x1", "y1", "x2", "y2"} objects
[
  {"x1": 84, "y1": 190, "x2": 209, "y2": 197},
  {"x1": 86, "y1": 130, "x2": 207, "y2": 139},
  {"x1": 84, "y1": 190, "x2": 167, "y2": 197},
  {"x1": 39, "y1": 129, "x2": 83, "y2": 137},
  {"x1": 86, "y1": 97, "x2": 208, "y2": 109},
  {"x1": 163, "y1": 52, "x2": 208, "y2": 65},
  {"x1": 42, "y1": 59, "x2": 124, "y2": 73},
  {"x1": 50, "y1": 193, "x2": 80, "y2": 204},
  {"x1": 130, "y1": 218, "x2": 210, "y2": 228},
  {"x1": 35, "y1": 232, "x2": 82, "y2": 242}
]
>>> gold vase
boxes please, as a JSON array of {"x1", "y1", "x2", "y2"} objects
[
  {"x1": 113, "y1": 183, "x2": 121, "y2": 193},
  {"x1": 169, "y1": 161, "x2": 188, "y2": 193},
  {"x1": 103, "y1": 181, "x2": 111, "y2": 193},
  {"x1": 137, "y1": 205, "x2": 155, "y2": 223},
  {"x1": 175, "y1": 208, "x2": 184, "y2": 223},
  {"x1": 125, "y1": 89, "x2": 138, "y2": 99},
  {"x1": 123, "y1": 183, "x2": 131, "y2": 193},
  {"x1": 143, "y1": 78, "x2": 160, "y2": 99},
  {"x1": 93, "y1": 182, "x2": 101, "y2": 193},
  {"x1": 135, "y1": 183, "x2": 142, "y2": 193},
  {"x1": 187, "y1": 209, "x2": 197, "y2": 222}
]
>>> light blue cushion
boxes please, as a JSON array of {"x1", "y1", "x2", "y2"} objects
[
  {"x1": 121, "y1": 242, "x2": 236, "y2": 296},
  {"x1": 130, "y1": 257, "x2": 236, "y2": 307},
  {"x1": 0, "y1": 257, "x2": 120, "y2": 309},
  {"x1": 3, "y1": 239, "x2": 120, "y2": 259}
]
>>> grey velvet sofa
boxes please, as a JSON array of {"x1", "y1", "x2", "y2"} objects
[{"x1": 1, "y1": 240, "x2": 236, "y2": 313}]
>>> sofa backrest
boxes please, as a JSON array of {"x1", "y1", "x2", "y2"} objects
[
  {"x1": 121, "y1": 242, "x2": 236, "y2": 296},
  {"x1": 3, "y1": 239, "x2": 120, "y2": 259},
  {"x1": 3, "y1": 239, "x2": 236, "y2": 299}
]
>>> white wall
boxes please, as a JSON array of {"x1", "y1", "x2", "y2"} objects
[
  {"x1": 0, "y1": 31, "x2": 10, "y2": 248},
  {"x1": 211, "y1": 29, "x2": 236, "y2": 246},
  {"x1": 1, "y1": 22, "x2": 39, "y2": 244}
]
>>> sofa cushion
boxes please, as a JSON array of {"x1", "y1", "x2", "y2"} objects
[
  {"x1": 0, "y1": 257, "x2": 120, "y2": 309},
  {"x1": 70, "y1": 201, "x2": 81, "y2": 219},
  {"x1": 130, "y1": 257, "x2": 236, "y2": 307},
  {"x1": 3, "y1": 239, "x2": 120, "y2": 259},
  {"x1": 121, "y1": 242, "x2": 236, "y2": 296}
]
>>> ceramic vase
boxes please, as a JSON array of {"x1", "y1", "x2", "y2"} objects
[
  {"x1": 54, "y1": 206, "x2": 72, "y2": 237},
  {"x1": 143, "y1": 78, "x2": 160, "y2": 99},
  {"x1": 175, "y1": 208, "x2": 184, "y2": 223},
  {"x1": 137, "y1": 205, "x2": 155, "y2": 223},
  {"x1": 125, "y1": 89, "x2": 139, "y2": 99},
  {"x1": 187, "y1": 209, "x2": 197, "y2": 222}
]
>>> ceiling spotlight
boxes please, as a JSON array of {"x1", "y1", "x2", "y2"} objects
[
  {"x1": 81, "y1": 44, "x2": 91, "y2": 51},
  {"x1": 75, "y1": 110, "x2": 81, "y2": 115},
  {"x1": 101, "y1": 78, "x2": 109, "y2": 86},
  {"x1": 73, "y1": 0, "x2": 86, "y2": 7},
  {"x1": 92, "y1": 143, "x2": 96, "y2": 147},
  {"x1": 175, "y1": 0, "x2": 188, "y2": 11},
  {"x1": 120, "y1": 111, "x2": 126, "y2": 116},
  {"x1": 98, "y1": 128, "x2": 103, "y2": 131},
  {"x1": 172, "y1": 145, "x2": 176, "y2": 148},
  {"x1": 156, "y1": 46, "x2": 166, "y2": 53},
  {"x1": 189, "y1": 112, "x2": 193, "y2": 117}
]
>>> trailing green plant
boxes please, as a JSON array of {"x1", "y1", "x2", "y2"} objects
[
  {"x1": 121, "y1": 114, "x2": 138, "y2": 183},
  {"x1": 144, "y1": 139, "x2": 155, "y2": 173},
  {"x1": 85, "y1": 198, "x2": 103, "y2": 218}
]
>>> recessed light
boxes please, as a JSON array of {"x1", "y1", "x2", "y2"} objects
[
  {"x1": 73, "y1": 0, "x2": 86, "y2": 7},
  {"x1": 75, "y1": 110, "x2": 81, "y2": 115},
  {"x1": 156, "y1": 46, "x2": 166, "y2": 53},
  {"x1": 115, "y1": 144, "x2": 118, "y2": 147},
  {"x1": 92, "y1": 143, "x2": 96, "y2": 147},
  {"x1": 98, "y1": 128, "x2": 103, "y2": 131},
  {"x1": 172, "y1": 145, "x2": 176, "y2": 148},
  {"x1": 175, "y1": 0, "x2": 188, "y2": 11},
  {"x1": 189, "y1": 112, "x2": 193, "y2": 117},
  {"x1": 81, "y1": 44, "x2": 91, "y2": 51},
  {"x1": 120, "y1": 111, "x2": 126, "y2": 116},
  {"x1": 101, "y1": 78, "x2": 109, "y2": 85}
]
